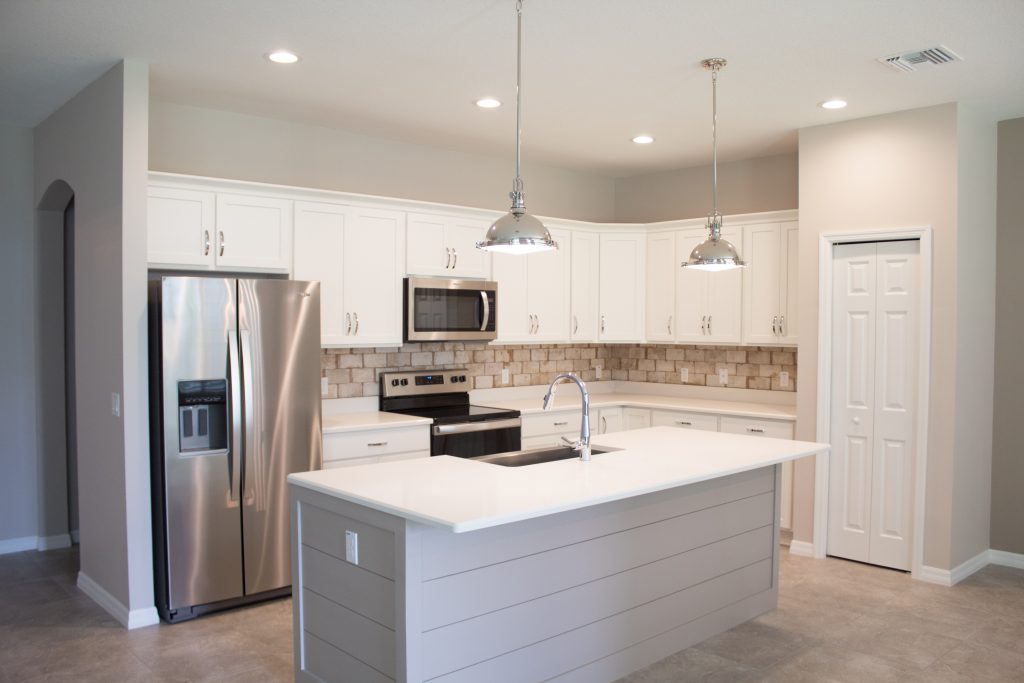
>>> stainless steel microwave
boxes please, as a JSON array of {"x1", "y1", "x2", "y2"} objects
[{"x1": 404, "y1": 277, "x2": 497, "y2": 341}]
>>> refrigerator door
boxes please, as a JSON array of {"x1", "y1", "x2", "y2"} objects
[
  {"x1": 237, "y1": 279, "x2": 322, "y2": 596},
  {"x1": 158, "y1": 277, "x2": 244, "y2": 610}
]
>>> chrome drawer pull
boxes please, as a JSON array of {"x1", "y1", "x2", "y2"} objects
[
  {"x1": 553, "y1": 421, "x2": 569, "y2": 426},
  {"x1": 675, "y1": 420, "x2": 692, "y2": 426},
  {"x1": 367, "y1": 441, "x2": 388, "y2": 447},
  {"x1": 747, "y1": 427, "x2": 765, "y2": 433}
]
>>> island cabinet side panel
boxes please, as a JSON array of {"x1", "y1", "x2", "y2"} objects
[
  {"x1": 290, "y1": 485, "x2": 408, "y2": 683},
  {"x1": 416, "y1": 466, "x2": 780, "y2": 683}
]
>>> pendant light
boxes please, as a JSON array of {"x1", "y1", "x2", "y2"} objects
[
  {"x1": 477, "y1": 0, "x2": 557, "y2": 254},
  {"x1": 682, "y1": 58, "x2": 745, "y2": 271}
]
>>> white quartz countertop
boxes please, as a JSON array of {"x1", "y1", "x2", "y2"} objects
[
  {"x1": 481, "y1": 393, "x2": 796, "y2": 421},
  {"x1": 322, "y1": 411, "x2": 431, "y2": 434},
  {"x1": 289, "y1": 426, "x2": 827, "y2": 532}
]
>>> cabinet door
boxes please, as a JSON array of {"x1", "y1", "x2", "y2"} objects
[
  {"x1": 570, "y1": 232, "x2": 599, "y2": 341},
  {"x1": 645, "y1": 232, "x2": 676, "y2": 342},
  {"x1": 529, "y1": 228, "x2": 570, "y2": 341},
  {"x1": 294, "y1": 201, "x2": 348, "y2": 345},
  {"x1": 705, "y1": 224, "x2": 743, "y2": 343},
  {"x1": 623, "y1": 407, "x2": 651, "y2": 430},
  {"x1": 742, "y1": 223, "x2": 783, "y2": 345},
  {"x1": 147, "y1": 186, "x2": 215, "y2": 268},
  {"x1": 344, "y1": 207, "x2": 405, "y2": 345},
  {"x1": 779, "y1": 221, "x2": 799, "y2": 344},
  {"x1": 406, "y1": 213, "x2": 450, "y2": 276},
  {"x1": 492, "y1": 251, "x2": 531, "y2": 341},
  {"x1": 675, "y1": 229, "x2": 709, "y2": 342},
  {"x1": 215, "y1": 193, "x2": 293, "y2": 272},
  {"x1": 599, "y1": 233, "x2": 644, "y2": 341},
  {"x1": 596, "y1": 407, "x2": 623, "y2": 434},
  {"x1": 447, "y1": 218, "x2": 492, "y2": 279}
]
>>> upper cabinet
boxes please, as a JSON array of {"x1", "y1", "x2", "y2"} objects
[
  {"x1": 742, "y1": 221, "x2": 798, "y2": 345},
  {"x1": 645, "y1": 232, "x2": 676, "y2": 342},
  {"x1": 293, "y1": 201, "x2": 405, "y2": 346},
  {"x1": 675, "y1": 226, "x2": 743, "y2": 343},
  {"x1": 599, "y1": 232, "x2": 645, "y2": 342},
  {"x1": 147, "y1": 184, "x2": 292, "y2": 273},
  {"x1": 570, "y1": 231, "x2": 600, "y2": 342},
  {"x1": 492, "y1": 228, "x2": 570, "y2": 343},
  {"x1": 406, "y1": 212, "x2": 491, "y2": 279}
]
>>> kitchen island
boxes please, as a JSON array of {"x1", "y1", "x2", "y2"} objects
[{"x1": 287, "y1": 426, "x2": 828, "y2": 683}]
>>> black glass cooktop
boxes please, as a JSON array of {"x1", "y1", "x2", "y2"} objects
[{"x1": 390, "y1": 404, "x2": 520, "y2": 425}]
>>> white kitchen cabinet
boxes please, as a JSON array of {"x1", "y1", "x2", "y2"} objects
[
  {"x1": 650, "y1": 409, "x2": 719, "y2": 432},
  {"x1": 623, "y1": 407, "x2": 652, "y2": 431},
  {"x1": 323, "y1": 425, "x2": 429, "y2": 468},
  {"x1": 675, "y1": 226, "x2": 742, "y2": 343},
  {"x1": 406, "y1": 212, "x2": 491, "y2": 279},
  {"x1": 492, "y1": 228, "x2": 570, "y2": 342},
  {"x1": 570, "y1": 231, "x2": 600, "y2": 341},
  {"x1": 521, "y1": 410, "x2": 581, "y2": 448},
  {"x1": 294, "y1": 201, "x2": 405, "y2": 346},
  {"x1": 214, "y1": 193, "x2": 293, "y2": 272},
  {"x1": 742, "y1": 221, "x2": 799, "y2": 345},
  {"x1": 645, "y1": 232, "x2": 676, "y2": 342},
  {"x1": 596, "y1": 406, "x2": 623, "y2": 434},
  {"x1": 599, "y1": 232, "x2": 645, "y2": 342},
  {"x1": 147, "y1": 186, "x2": 216, "y2": 268}
]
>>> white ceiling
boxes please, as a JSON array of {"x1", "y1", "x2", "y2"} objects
[{"x1": 3, "y1": 0, "x2": 1024, "y2": 177}]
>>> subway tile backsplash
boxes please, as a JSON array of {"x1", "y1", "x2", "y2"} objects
[{"x1": 321, "y1": 342, "x2": 796, "y2": 398}]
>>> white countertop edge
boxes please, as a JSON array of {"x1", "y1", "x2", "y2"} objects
[
  {"x1": 487, "y1": 394, "x2": 796, "y2": 421},
  {"x1": 322, "y1": 412, "x2": 432, "y2": 434}
]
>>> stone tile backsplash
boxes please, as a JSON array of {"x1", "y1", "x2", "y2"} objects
[{"x1": 321, "y1": 342, "x2": 796, "y2": 398}]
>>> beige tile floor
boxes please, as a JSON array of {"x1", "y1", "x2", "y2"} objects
[{"x1": 1, "y1": 545, "x2": 1022, "y2": 682}]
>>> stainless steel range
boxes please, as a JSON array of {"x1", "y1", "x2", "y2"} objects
[{"x1": 379, "y1": 369, "x2": 521, "y2": 458}]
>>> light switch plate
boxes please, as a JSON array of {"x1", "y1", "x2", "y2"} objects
[
  {"x1": 501, "y1": 367, "x2": 510, "y2": 384},
  {"x1": 595, "y1": 365, "x2": 603, "y2": 379},
  {"x1": 680, "y1": 367, "x2": 689, "y2": 383},
  {"x1": 779, "y1": 371, "x2": 789, "y2": 388},
  {"x1": 345, "y1": 530, "x2": 359, "y2": 565},
  {"x1": 111, "y1": 392, "x2": 121, "y2": 418},
  {"x1": 321, "y1": 377, "x2": 329, "y2": 396},
  {"x1": 718, "y1": 368, "x2": 728, "y2": 385}
]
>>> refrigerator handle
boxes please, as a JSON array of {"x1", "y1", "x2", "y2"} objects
[
  {"x1": 239, "y1": 329, "x2": 257, "y2": 505},
  {"x1": 227, "y1": 330, "x2": 242, "y2": 503}
]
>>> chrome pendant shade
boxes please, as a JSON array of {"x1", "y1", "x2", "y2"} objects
[
  {"x1": 477, "y1": 0, "x2": 557, "y2": 254},
  {"x1": 682, "y1": 58, "x2": 745, "y2": 271}
]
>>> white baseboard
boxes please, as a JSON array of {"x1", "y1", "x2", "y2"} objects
[
  {"x1": 0, "y1": 536, "x2": 38, "y2": 555},
  {"x1": 788, "y1": 540, "x2": 815, "y2": 557},
  {"x1": 987, "y1": 549, "x2": 1024, "y2": 569},
  {"x1": 77, "y1": 571, "x2": 160, "y2": 630},
  {"x1": 70, "y1": 529, "x2": 80, "y2": 544},
  {"x1": 37, "y1": 533, "x2": 72, "y2": 551},
  {"x1": 918, "y1": 549, "x2": 991, "y2": 586}
]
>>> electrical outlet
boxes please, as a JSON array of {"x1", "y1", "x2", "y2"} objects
[
  {"x1": 501, "y1": 367, "x2": 510, "y2": 384},
  {"x1": 680, "y1": 367, "x2": 689, "y2": 383},
  {"x1": 111, "y1": 392, "x2": 121, "y2": 418},
  {"x1": 718, "y1": 368, "x2": 728, "y2": 385},
  {"x1": 345, "y1": 530, "x2": 359, "y2": 565},
  {"x1": 321, "y1": 377, "x2": 329, "y2": 396},
  {"x1": 779, "y1": 371, "x2": 789, "y2": 388},
  {"x1": 595, "y1": 365, "x2": 603, "y2": 379}
]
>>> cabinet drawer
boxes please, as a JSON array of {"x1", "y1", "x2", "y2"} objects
[
  {"x1": 719, "y1": 416, "x2": 793, "y2": 440},
  {"x1": 651, "y1": 410, "x2": 719, "y2": 432},
  {"x1": 324, "y1": 426, "x2": 429, "y2": 462},
  {"x1": 522, "y1": 411, "x2": 582, "y2": 438}
]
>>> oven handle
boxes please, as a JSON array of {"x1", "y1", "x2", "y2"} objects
[
  {"x1": 480, "y1": 290, "x2": 491, "y2": 332},
  {"x1": 433, "y1": 417, "x2": 521, "y2": 436}
]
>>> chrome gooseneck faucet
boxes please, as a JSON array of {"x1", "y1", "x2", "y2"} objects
[{"x1": 542, "y1": 373, "x2": 591, "y2": 461}]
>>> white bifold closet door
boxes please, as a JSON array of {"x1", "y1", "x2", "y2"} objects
[{"x1": 828, "y1": 240, "x2": 919, "y2": 571}]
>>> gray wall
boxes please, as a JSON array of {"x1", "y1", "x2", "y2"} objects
[
  {"x1": 149, "y1": 101, "x2": 617, "y2": 223},
  {"x1": 613, "y1": 153, "x2": 798, "y2": 223},
  {"x1": 0, "y1": 122, "x2": 39, "y2": 546},
  {"x1": 34, "y1": 60, "x2": 154, "y2": 616},
  {"x1": 992, "y1": 117, "x2": 1024, "y2": 555}
]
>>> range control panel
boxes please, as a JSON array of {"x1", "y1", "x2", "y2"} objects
[{"x1": 379, "y1": 369, "x2": 470, "y2": 398}]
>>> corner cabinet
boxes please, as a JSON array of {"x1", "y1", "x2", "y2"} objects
[
  {"x1": 492, "y1": 228, "x2": 571, "y2": 343},
  {"x1": 741, "y1": 221, "x2": 798, "y2": 346},
  {"x1": 599, "y1": 232, "x2": 645, "y2": 342},
  {"x1": 293, "y1": 201, "x2": 405, "y2": 346},
  {"x1": 147, "y1": 184, "x2": 292, "y2": 273},
  {"x1": 675, "y1": 226, "x2": 743, "y2": 343},
  {"x1": 406, "y1": 212, "x2": 491, "y2": 279}
]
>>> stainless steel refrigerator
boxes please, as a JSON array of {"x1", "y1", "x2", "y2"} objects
[{"x1": 148, "y1": 276, "x2": 322, "y2": 622}]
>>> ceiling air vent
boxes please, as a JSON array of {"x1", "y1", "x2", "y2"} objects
[{"x1": 878, "y1": 45, "x2": 963, "y2": 73}]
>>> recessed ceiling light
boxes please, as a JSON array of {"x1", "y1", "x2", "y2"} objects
[
  {"x1": 632, "y1": 135, "x2": 655, "y2": 144},
  {"x1": 475, "y1": 97, "x2": 502, "y2": 109},
  {"x1": 267, "y1": 50, "x2": 300, "y2": 64},
  {"x1": 819, "y1": 98, "x2": 848, "y2": 110}
]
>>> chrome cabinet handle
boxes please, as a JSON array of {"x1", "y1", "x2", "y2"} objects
[
  {"x1": 203, "y1": 230, "x2": 210, "y2": 256},
  {"x1": 779, "y1": 315, "x2": 785, "y2": 336},
  {"x1": 534, "y1": 314, "x2": 539, "y2": 334},
  {"x1": 676, "y1": 420, "x2": 692, "y2": 426},
  {"x1": 701, "y1": 315, "x2": 707, "y2": 334},
  {"x1": 367, "y1": 441, "x2": 388, "y2": 447},
  {"x1": 445, "y1": 247, "x2": 452, "y2": 269},
  {"x1": 353, "y1": 312, "x2": 359, "y2": 334},
  {"x1": 747, "y1": 427, "x2": 766, "y2": 434},
  {"x1": 708, "y1": 315, "x2": 712, "y2": 335},
  {"x1": 219, "y1": 231, "x2": 225, "y2": 257},
  {"x1": 573, "y1": 315, "x2": 578, "y2": 335},
  {"x1": 601, "y1": 416, "x2": 607, "y2": 432},
  {"x1": 668, "y1": 315, "x2": 673, "y2": 335},
  {"x1": 553, "y1": 421, "x2": 569, "y2": 426},
  {"x1": 772, "y1": 315, "x2": 778, "y2": 335},
  {"x1": 452, "y1": 248, "x2": 458, "y2": 270},
  {"x1": 601, "y1": 315, "x2": 606, "y2": 333},
  {"x1": 345, "y1": 313, "x2": 352, "y2": 335}
]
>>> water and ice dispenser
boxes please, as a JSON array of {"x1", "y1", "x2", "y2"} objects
[{"x1": 177, "y1": 379, "x2": 228, "y2": 453}]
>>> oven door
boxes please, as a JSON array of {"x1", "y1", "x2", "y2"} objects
[
  {"x1": 431, "y1": 418, "x2": 521, "y2": 458},
  {"x1": 406, "y1": 277, "x2": 497, "y2": 341}
]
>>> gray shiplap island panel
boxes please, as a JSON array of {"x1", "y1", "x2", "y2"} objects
[{"x1": 290, "y1": 465, "x2": 781, "y2": 683}]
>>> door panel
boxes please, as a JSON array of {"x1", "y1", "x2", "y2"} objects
[
  {"x1": 447, "y1": 219, "x2": 491, "y2": 279},
  {"x1": 780, "y1": 221, "x2": 800, "y2": 343},
  {"x1": 674, "y1": 230, "x2": 707, "y2": 342},
  {"x1": 741, "y1": 223, "x2": 782, "y2": 344},
  {"x1": 238, "y1": 279, "x2": 322, "y2": 596},
  {"x1": 570, "y1": 232, "x2": 599, "y2": 341},
  {"x1": 159, "y1": 277, "x2": 243, "y2": 610},
  {"x1": 492, "y1": 251, "x2": 530, "y2": 341},
  {"x1": 148, "y1": 187, "x2": 215, "y2": 268},
  {"x1": 294, "y1": 202, "x2": 347, "y2": 345},
  {"x1": 598, "y1": 234, "x2": 644, "y2": 341},
  {"x1": 215, "y1": 194, "x2": 292, "y2": 272},
  {"x1": 705, "y1": 224, "x2": 743, "y2": 342},
  {"x1": 406, "y1": 213, "x2": 449, "y2": 276},
  {"x1": 645, "y1": 233, "x2": 676, "y2": 342},
  {"x1": 529, "y1": 228, "x2": 570, "y2": 341},
  {"x1": 344, "y1": 208, "x2": 404, "y2": 344}
]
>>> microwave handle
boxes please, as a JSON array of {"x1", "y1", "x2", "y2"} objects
[{"x1": 480, "y1": 290, "x2": 491, "y2": 331}]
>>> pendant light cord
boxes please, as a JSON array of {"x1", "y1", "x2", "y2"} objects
[
  {"x1": 711, "y1": 64, "x2": 718, "y2": 226},
  {"x1": 511, "y1": 0, "x2": 525, "y2": 210}
]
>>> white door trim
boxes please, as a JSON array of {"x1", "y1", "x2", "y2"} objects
[{"x1": 815, "y1": 227, "x2": 932, "y2": 579}]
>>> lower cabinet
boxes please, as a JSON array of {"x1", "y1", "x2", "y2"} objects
[
  {"x1": 596, "y1": 407, "x2": 623, "y2": 434},
  {"x1": 521, "y1": 410, "x2": 582, "y2": 448},
  {"x1": 322, "y1": 426, "x2": 429, "y2": 469},
  {"x1": 623, "y1": 407, "x2": 652, "y2": 431}
]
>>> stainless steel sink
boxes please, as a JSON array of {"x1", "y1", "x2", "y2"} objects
[{"x1": 473, "y1": 445, "x2": 621, "y2": 467}]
